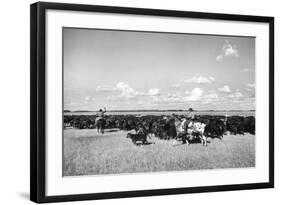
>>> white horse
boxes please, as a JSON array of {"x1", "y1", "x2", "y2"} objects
[
  {"x1": 172, "y1": 116, "x2": 207, "y2": 146},
  {"x1": 187, "y1": 121, "x2": 207, "y2": 146}
]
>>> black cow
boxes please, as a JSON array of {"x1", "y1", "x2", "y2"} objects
[
  {"x1": 126, "y1": 133, "x2": 147, "y2": 145},
  {"x1": 204, "y1": 119, "x2": 226, "y2": 139}
]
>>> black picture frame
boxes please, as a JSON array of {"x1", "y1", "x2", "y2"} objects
[{"x1": 30, "y1": 2, "x2": 274, "y2": 203}]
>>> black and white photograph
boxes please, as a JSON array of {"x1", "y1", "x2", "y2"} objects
[
  {"x1": 63, "y1": 28, "x2": 256, "y2": 176},
  {"x1": 28, "y1": 1, "x2": 274, "y2": 203}
]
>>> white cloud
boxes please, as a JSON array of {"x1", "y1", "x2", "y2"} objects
[
  {"x1": 172, "y1": 83, "x2": 180, "y2": 88},
  {"x1": 152, "y1": 88, "x2": 203, "y2": 103},
  {"x1": 147, "y1": 88, "x2": 160, "y2": 96},
  {"x1": 244, "y1": 87, "x2": 252, "y2": 92},
  {"x1": 106, "y1": 95, "x2": 118, "y2": 101},
  {"x1": 85, "y1": 96, "x2": 94, "y2": 101},
  {"x1": 216, "y1": 55, "x2": 223, "y2": 62},
  {"x1": 243, "y1": 83, "x2": 255, "y2": 98},
  {"x1": 84, "y1": 96, "x2": 94, "y2": 104},
  {"x1": 65, "y1": 102, "x2": 77, "y2": 107},
  {"x1": 183, "y1": 88, "x2": 203, "y2": 101},
  {"x1": 103, "y1": 82, "x2": 161, "y2": 101},
  {"x1": 235, "y1": 91, "x2": 243, "y2": 98},
  {"x1": 137, "y1": 101, "x2": 145, "y2": 105},
  {"x1": 218, "y1": 85, "x2": 231, "y2": 93},
  {"x1": 202, "y1": 92, "x2": 219, "y2": 104},
  {"x1": 116, "y1": 82, "x2": 139, "y2": 99},
  {"x1": 116, "y1": 82, "x2": 129, "y2": 90},
  {"x1": 224, "y1": 45, "x2": 239, "y2": 57},
  {"x1": 244, "y1": 84, "x2": 255, "y2": 98},
  {"x1": 209, "y1": 76, "x2": 215, "y2": 81},
  {"x1": 115, "y1": 82, "x2": 161, "y2": 99},
  {"x1": 228, "y1": 90, "x2": 243, "y2": 98},
  {"x1": 183, "y1": 76, "x2": 215, "y2": 84},
  {"x1": 206, "y1": 93, "x2": 218, "y2": 98},
  {"x1": 236, "y1": 68, "x2": 251, "y2": 73},
  {"x1": 96, "y1": 85, "x2": 116, "y2": 92},
  {"x1": 246, "y1": 83, "x2": 255, "y2": 88},
  {"x1": 216, "y1": 40, "x2": 240, "y2": 61},
  {"x1": 162, "y1": 92, "x2": 183, "y2": 103},
  {"x1": 167, "y1": 92, "x2": 182, "y2": 97}
]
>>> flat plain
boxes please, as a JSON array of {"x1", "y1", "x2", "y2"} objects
[{"x1": 63, "y1": 128, "x2": 255, "y2": 176}]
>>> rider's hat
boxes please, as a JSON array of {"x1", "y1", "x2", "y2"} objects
[{"x1": 187, "y1": 108, "x2": 193, "y2": 112}]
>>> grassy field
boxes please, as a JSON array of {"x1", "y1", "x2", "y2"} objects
[{"x1": 63, "y1": 129, "x2": 255, "y2": 176}]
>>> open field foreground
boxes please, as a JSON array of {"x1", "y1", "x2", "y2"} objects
[{"x1": 63, "y1": 129, "x2": 255, "y2": 176}]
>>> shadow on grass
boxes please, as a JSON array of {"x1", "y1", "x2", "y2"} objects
[
  {"x1": 172, "y1": 139, "x2": 212, "y2": 147},
  {"x1": 135, "y1": 141, "x2": 155, "y2": 146},
  {"x1": 104, "y1": 129, "x2": 119, "y2": 133}
]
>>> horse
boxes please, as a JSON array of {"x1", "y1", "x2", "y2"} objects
[
  {"x1": 173, "y1": 116, "x2": 207, "y2": 146},
  {"x1": 162, "y1": 116, "x2": 178, "y2": 140},
  {"x1": 171, "y1": 117, "x2": 190, "y2": 145},
  {"x1": 187, "y1": 121, "x2": 207, "y2": 146},
  {"x1": 95, "y1": 118, "x2": 106, "y2": 134}
]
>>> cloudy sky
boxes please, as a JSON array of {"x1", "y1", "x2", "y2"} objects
[{"x1": 63, "y1": 28, "x2": 255, "y2": 111}]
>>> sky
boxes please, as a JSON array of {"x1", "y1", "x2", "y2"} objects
[{"x1": 63, "y1": 28, "x2": 255, "y2": 111}]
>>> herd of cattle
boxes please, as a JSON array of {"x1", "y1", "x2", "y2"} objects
[{"x1": 64, "y1": 114, "x2": 255, "y2": 145}]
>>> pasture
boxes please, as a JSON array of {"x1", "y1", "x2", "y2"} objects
[{"x1": 63, "y1": 129, "x2": 255, "y2": 176}]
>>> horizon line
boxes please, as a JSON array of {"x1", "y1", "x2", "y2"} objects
[{"x1": 64, "y1": 109, "x2": 256, "y2": 112}]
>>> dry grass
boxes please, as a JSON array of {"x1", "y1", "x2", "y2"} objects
[{"x1": 63, "y1": 129, "x2": 255, "y2": 176}]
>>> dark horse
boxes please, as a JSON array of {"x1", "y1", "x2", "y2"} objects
[{"x1": 96, "y1": 118, "x2": 106, "y2": 134}]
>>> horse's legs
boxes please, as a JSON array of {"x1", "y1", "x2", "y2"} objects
[
  {"x1": 185, "y1": 138, "x2": 189, "y2": 146},
  {"x1": 199, "y1": 135, "x2": 204, "y2": 146},
  {"x1": 202, "y1": 135, "x2": 207, "y2": 146}
]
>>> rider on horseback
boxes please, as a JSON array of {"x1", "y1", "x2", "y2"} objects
[
  {"x1": 170, "y1": 109, "x2": 194, "y2": 145},
  {"x1": 185, "y1": 108, "x2": 195, "y2": 129},
  {"x1": 95, "y1": 107, "x2": 106, "y2": 125}
]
